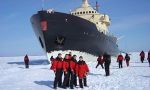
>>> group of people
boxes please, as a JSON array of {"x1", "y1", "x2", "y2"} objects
[
  {"x1": 95, "y1": 53, "x2": 112, "y2": 76},
  {"x1": 95, "y1": 53, "x2": 130, "y2": 71},
  {"x1": 140, "y1": 51, "x2": 150, "y2": 66},
  {"x1": 117, "y1": 53, "x2": 130, "y2": 68},
  {"x1": 96, "y1": 51, "x2": 150, "y2": 70},
  {"x1": 50, "y1": 52, "x2": 89, "y2": 89},
  {"x1": 23, "y1": 50, "x2": 150, "y2": 89},
  {"x1": 96, "y1": 51, "x2": 150, "y2": 68},
  {"x1": 115, "y1": 51, "x2": 150, "y2": 68}
]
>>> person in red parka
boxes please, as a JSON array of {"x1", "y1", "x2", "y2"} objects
[
  {"x1": 62, "y1": 54, "x2": 71, "y2": 89},
  {"x1": 96, "y1": 55, "x2": 104, "y2": 69},
  {"x1": 69, "y1": 55, "x2": 78, "y2": 88},
  {"x1": 140, "y1": 51, "x2": 145, "y2": 63},
  {"x1": 76, "y1": 56, "x2": 89, "y2": 88},
  {"x1": 24, "y1": 54, "x2": 29, "y2": 68},
  {"x1": 147, "y1": 51, "x2": 150, "y2": 67},
  {"x1": 50, "y1": 53, "x2": 63, "y2": 89},
  {"x1": 117, "y1": 54, "x2": 124, "y2": 68}
]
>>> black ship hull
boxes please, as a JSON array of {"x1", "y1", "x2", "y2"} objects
[{"x1": 31, "y1": 10, "x2": 119, "y2": 56}]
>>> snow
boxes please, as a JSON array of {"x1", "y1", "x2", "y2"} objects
[{"x1": 0, "y1": 52, "x2": 150, "y2": 90}]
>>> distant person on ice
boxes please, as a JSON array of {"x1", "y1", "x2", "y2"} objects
[
  {"x1": 50, "y1": 53, "x2": 63, "y2": 89},
  {"x1": 96, "y1": 55, "x2": 104, "y2": 69},
  {"x1": 103, "y1": 53, "x2": 111, "y2": 76},
  {"x1": 124, "y1": 53, "x2": 130, "y2": 67},
  {"x1": 76, "y1": 56, "x2": 89, "y2": 88},
  {"x1": 140, "y1": 51, "x2": 145, "y2": 63},
  {"x1": 147, "y1": 51, "x2": 150, "y2": 67},
  {"x1": 117, "y1": 54, "x2": 124, "y2": 68},
  {"x1": 24, "y1": 54, "x2": 29, "y2": 68}
]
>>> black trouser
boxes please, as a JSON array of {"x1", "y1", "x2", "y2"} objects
[
  {"x1": 105, "y1": 62, "x2": 110, "y2": 76},
  {"x1": 69, "y1": 71, "x2": 75, "y2": 89},
  {"x1": 141, "y1": 57, "x2": 144, "y2": 63},
  {"x1": 54, "y1": 69, "x2": 63, "y2": 88},
  {"x1": 25, "y1": 62, "x2": 29, "y2": 68},
  {"x1": 79, "y1": 77, "x2": 87, "y2": 88},
  {"x1": 63, "y1": 70, "x2": 71, "y2": 88},
  {"x1": 126, "y1": 61, "x2": 129, "y2": 67},
  {"x1": 119, "y1": 61, "x2": 123, "y2": 68},
  {"x1": 73, "y1": 74, "x2": 77, "y2": 86},
  {"x1": 96, "y1": 62, "x2": 104, "y2": 68}
]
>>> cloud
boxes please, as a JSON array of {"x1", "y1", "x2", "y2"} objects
[{"x1": 110, "y1": 14, "x2": 150, "y2": 31}]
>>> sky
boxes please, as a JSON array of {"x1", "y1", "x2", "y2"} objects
[{"x1": 0, "y1": 0, "x2": 150, "y2": 56}]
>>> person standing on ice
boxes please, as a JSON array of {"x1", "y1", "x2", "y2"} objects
[
  {"x1": 76, "y1": 56, "x2": 89, "y2": 88},
  {"x1": 103, "y1": 53, "x2": 111, "y2": 76},
  {"x1": 69, "y1": 55, "x2": 78, "y2": 88},
  {"x1": 96, "y1": 55, "x2": 104, "y2": 69},
  {"x1": 124, "y1": 53, "x2": 130, "y2": 67},
  {"x1": 117, "y1": 54, "x2": 124, "y2": 68},
  {"x1": 24, "y1": 54, "x2": 29, "y2": 68},
  {"x1": 50, "y1": 53, "x2": 63, "y2": 89},
  {"x1": 62, "y1": 54, "x2": 71, "y2": 89},
  {"x1": 140, "y1": 51, "x2": 145, "y2": 63},
  {"x1": 147, "y1": 51, "x2": 150, "y2": 67}
]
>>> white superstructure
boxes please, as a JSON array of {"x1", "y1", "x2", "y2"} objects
[{"x1": 70, "y1": 0, "x2": 111, "y2": 34}]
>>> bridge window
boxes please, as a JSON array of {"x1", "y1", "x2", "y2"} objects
[
  {"x1": 86, "y1": 11, "x2": 88, "y2": 14},
  {"x1": 92, "y1": 11, "x2": 94, "y2": 13},
  {"x1": 89, "y1": 11, "x2": 91, "y2": 13},
  {"x1": 83, "y1": 11, "x2": 85, "y2": 14},
  {"x1": 80, "y1": 12, "x2": 82, "y2": 14},
  {"x1": 77, "y1": 12, "x2": 79, "y2": 14}
]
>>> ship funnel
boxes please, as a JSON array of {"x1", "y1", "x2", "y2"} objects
[{"x1": 82, "y1": 0, "x2": 90, "y2": 7}]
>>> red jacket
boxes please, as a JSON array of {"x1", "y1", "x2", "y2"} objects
[
  {"x1": 97, "y1": 56, "x2": 104, "y2": 63},
  {"x1": 76, "y1": 60, "x2": 89, "y2": 79},
  {"x1": 63, "y1": 59, "x2": 70, "y2": 72},
  {"x1": 70, "y1": 59, "x2": 77, "y2": 73},
  {"x1": 50, "y1": 57, "x2": 63, "y2": 72},
  {"x1": 117, "y1": 55, "x2": 124, "y2": 61}
]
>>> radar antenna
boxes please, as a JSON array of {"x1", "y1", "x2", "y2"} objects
[
  {"x1": 96, "y1": 1, "x2": 100, "y2": 12},
  {"x1": 42, "y1": 0, "x2": 45, "y2": 10}
]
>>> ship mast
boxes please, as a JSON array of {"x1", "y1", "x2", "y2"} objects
[{"x1": 82, "y1": 0, "x2": 90, "y2": 7}]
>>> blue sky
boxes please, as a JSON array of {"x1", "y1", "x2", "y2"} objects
[{"x1": 0, "y1": 0, "x2": 150, "y2": 56}]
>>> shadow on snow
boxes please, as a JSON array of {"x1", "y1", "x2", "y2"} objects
[
  {"x1": 7, "y1": 59, "x2": 49, "y2": 65},
  {"x1": 88, "y1": 72, "x2": 103, "y2": 76},
  {"x1": 139, "y1": 75, "x2": 150, "y2": 78},
  {"x1": 34, "y1": 80, "x2": 53, "y2": 88}
]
